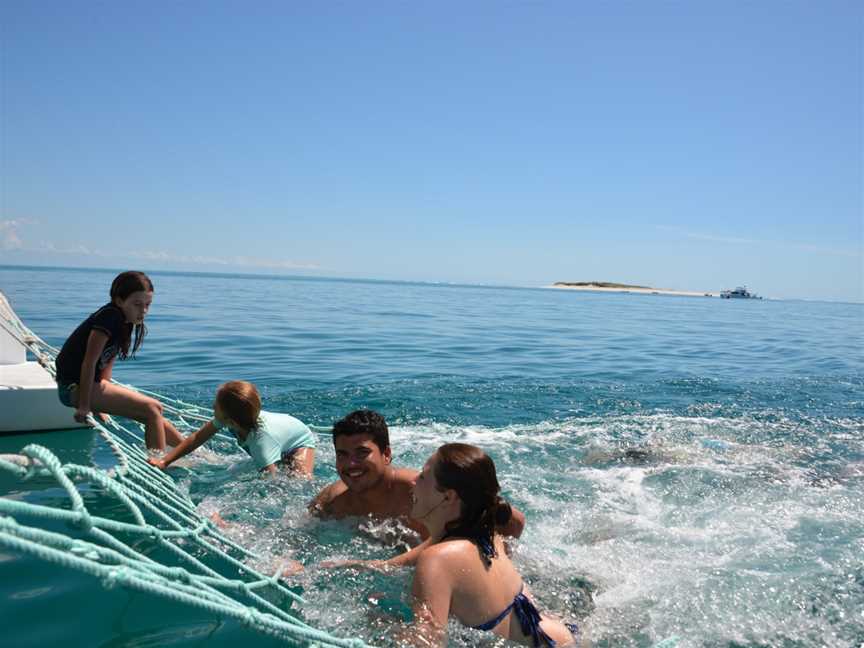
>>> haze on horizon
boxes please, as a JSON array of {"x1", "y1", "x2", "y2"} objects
[{"x1": 1, "y1": 2, "x2": 861, "y2": 302}]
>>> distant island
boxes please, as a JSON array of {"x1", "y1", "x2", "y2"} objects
[{"x1": 552, "y1": 282, "x2": 719, "y2": 298}]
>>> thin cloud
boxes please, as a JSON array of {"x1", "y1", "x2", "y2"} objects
[
  {"x1": 127, "y1": 249, "x2": 320, "y2": 270},
  {"x1": 17, "y1": 238, "x2": 320, "y2": 271},
  {"x1": 36, "y1": 241, "x2": 95, "y2": 255},
  {"x1": 656, "y1": 226, "x2": 860, "y2": 258},
  {"x1": 0, "y1": 218, "x2": 39, "y2": 250},
  {"x1": 0, "y1": 218, "x2": 39, "y2": 228},
  {"x1": 2, "y1": 230, "x2": 23, "y2": 251}
]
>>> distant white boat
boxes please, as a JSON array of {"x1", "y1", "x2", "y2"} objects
[
  {"x1": 0, "y1": 291, "x2": 88, "y2": 433},
  {"x1": 720, "y1": 286, "x2": 762, "y2": 300}
]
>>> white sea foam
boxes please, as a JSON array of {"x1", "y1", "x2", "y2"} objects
[{"x1": 177, "y1": 410, "x2": 864, "y2": 647}]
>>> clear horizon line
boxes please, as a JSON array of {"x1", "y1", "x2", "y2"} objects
[{"x1": 2, "y1": 262, "x2": 862, "y2": 305}]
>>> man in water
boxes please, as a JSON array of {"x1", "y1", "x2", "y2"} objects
[{"x1": 308, "y1": 409, "x2": 525, "y2": 540}]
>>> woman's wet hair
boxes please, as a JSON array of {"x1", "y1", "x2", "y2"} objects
[
  {"x1": 216, "y1": 381, "x2": 262, "y2": 431},
  {"x1": 434, "y1": 443, "x2": 513, "y2": 564},
  {"x1": 109, "y1": 271, "x2": 154, "y2": 358},
  {"x1": 332, "y1": 409, "x2": 390, "y2": 452}
]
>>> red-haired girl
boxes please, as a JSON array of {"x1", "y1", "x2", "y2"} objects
[{"x1": 149, "y1": 380, "x2": 316, "y2": 477}]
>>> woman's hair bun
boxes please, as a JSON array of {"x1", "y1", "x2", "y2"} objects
[{"x1": 494, "y1": 496, "x2": 512, "y2": 526}]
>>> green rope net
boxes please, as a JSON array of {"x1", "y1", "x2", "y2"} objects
[{"x1": 0, "y1": 293, "x2": 369, "y2": 648}]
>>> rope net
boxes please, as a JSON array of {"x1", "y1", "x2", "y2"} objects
[{"x1": 0, "y1": 292, "x2": 368, "y2": 648}]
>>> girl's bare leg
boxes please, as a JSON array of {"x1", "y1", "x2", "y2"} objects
[
  {"x1": 88, "y1": 381, "x2": 167, "y2": 449},
  {"x1": 284, "y1": 448, "x2": 315, "y2": 478},
  {"x1": 163, "y1": 418, "x2": 185, "y2": 447}
]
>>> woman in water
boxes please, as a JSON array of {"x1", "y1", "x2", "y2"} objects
[{"x1": 399, "y1": 442, "x2": 584, "y2": 647}]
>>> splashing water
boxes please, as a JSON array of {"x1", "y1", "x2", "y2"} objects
[{"x1": 1, "y1": 266, "x2": 862, "y2": 646}]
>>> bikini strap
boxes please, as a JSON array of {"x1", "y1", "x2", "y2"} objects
[{"x1": 472, "y1": 600, "x2": 515, "y2": 631}]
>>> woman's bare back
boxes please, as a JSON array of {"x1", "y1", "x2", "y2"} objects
[{"x1": 438, "y1": 536, "x2": 578, "y2": 647}]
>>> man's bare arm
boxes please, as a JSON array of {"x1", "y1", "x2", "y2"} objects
[{"x1": 307, "y1": 481, "x2": 347, "y2": 517}]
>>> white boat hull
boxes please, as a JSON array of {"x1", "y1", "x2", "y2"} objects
[
  {"x1": 0, "y1": 362, "x2": 87, "y2": 433},
  {"x1": 0, "y1": 293, "x2": 87, "y2": 433}
]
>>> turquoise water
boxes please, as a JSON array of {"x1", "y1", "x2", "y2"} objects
[{"x1": 1, "y1": 265, "x2": 862, "y2": 647}]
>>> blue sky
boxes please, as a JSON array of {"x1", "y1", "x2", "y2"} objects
[{"x1": 1, "y1": 2, "x2": 861, "y2": 301}]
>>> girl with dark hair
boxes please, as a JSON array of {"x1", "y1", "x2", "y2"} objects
[
  {"x1": 55, "y1": 271, "x2": 183, "y2": 450},
  {"x1": 402, "y1": 443, "x2": 585, "y2": 647},
  {"x1": 149, "y1": 380, "x2": 316, "y2": 477}
]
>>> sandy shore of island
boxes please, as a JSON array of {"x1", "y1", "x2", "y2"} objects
[{"x1": 549, "y1": 284, "x2": 720, "y2": 298}]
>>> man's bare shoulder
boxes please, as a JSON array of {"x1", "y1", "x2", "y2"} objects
[
  {"x1": 308, "y1": 480, "x2": 352, "y2": 517},
  {"x1": 390, "y1": 466, "x2": 418, "y2": 487}
]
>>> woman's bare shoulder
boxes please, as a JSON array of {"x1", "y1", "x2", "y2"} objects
[{"x1": 417, "y1": 537, "x2": 476, "y2": 567}]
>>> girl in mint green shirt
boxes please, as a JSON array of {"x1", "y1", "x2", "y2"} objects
[{"x1": 149, "y1": 380, "x2": 316, "y2": 476}]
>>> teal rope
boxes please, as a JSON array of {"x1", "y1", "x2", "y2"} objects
[
  {"x1": 0, "y1": 292, "x2": 372, "y2": 648},
  {"x1": 0, "y1": 518, "x2": 364, "y2": 646}
]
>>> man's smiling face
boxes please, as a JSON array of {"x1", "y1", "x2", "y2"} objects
[{"x1": 334, "y1": 433, "x2": 391, "y2": 493}]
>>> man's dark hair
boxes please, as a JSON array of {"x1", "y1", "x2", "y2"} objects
[{"x1": 332, "y1": 409, "x2": 390, "y2": 452}]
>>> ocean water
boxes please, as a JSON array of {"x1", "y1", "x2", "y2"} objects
[{"x1": 0, "y1": 265, "x2": 862, "y2": 648}]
